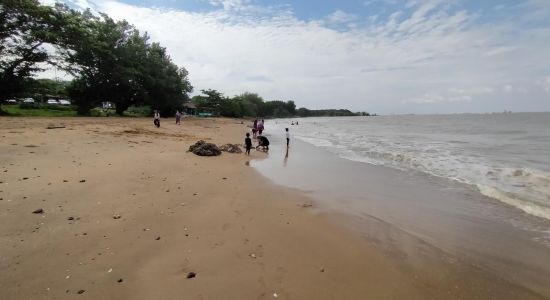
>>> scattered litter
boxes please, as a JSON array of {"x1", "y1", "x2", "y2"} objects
[
  {"x1": 108, "y1": 268, "x2": 113, "y2": 273},
  {"x1": 273, "y1": 293, "x2": 278, "y2": 298},
  {"x1": 249, "y1": 253, "x2": 257, "y2": 259}
]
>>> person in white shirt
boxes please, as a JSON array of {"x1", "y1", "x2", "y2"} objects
[
  {"x1": 153, "y1": 110, "x2": 160, "y2": 128},
  {"x1": 285, "y1": 128, "x2": 290, "y2": 147}
]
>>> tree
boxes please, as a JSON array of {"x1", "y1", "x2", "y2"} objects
[
  {"x1": 57, "y1": 9, "x2": 192, "y2": 115},
  {"x1": 0, "y1": 0, "x2": 65, "y2": 100}
]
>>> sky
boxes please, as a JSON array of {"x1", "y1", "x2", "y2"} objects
[{"x1": 40, "y1": 0, "x2": 550, "y2": 114}]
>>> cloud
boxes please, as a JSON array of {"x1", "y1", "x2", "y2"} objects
[
  {"x1": 326, "y1": 10, "x2": 357, "y2": 24},
  {"x1": 39, "y1": 0, "x2": 550, "y2": 113}
]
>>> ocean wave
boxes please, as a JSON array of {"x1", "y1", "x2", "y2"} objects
[{"x1": 287, "y1": 126, "x2": 550, "y2": 221}]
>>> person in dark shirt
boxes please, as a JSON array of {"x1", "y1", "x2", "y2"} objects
[
  {"x1": 244, "y1": 133, "x2": 252, "y2": 155},
  {"x1": 256, "y1": 135, "x2": 269, "y2": 151}
]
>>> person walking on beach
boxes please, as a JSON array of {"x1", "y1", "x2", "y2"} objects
[
  {"x1": 252, "y1": 119, "x2": 258, "y2": 138},
  {"x1": 258, "y1": 119, "x2": 264, "y2": 135},
  {"x1": 285, "y1": 128, "x2": 290, "y2": 147},
  {"x1": 175, "y1": 110, "x2": 182, "y2": 125},
  {"x1": 153, "y1": 110, "x2": 160, "y2": 128},
  {"x1": 244, "y1": 132, "x2": 252, "y2": 155}
]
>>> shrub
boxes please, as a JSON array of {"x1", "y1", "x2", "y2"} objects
[{"x1": 124, "y1": 106, "x2": 151, "y2": 117}]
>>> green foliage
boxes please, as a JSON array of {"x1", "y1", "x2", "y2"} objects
[
  {"x1": 19, "y1": 102, "x2": 75, "y2": 111},
  {"x1": 296, "y1": 108, "x2": 360, "y2": 117},
  {"x1": 1, "y1": 104, "x2": 77, "y2": 117},
  {"x1": 123, "y1": 105, "x2": 151, "y2": 117},
  {"x1": 0, "y1": 0, "x2": 66, "y2": 100},
  {"x1": 57, "y1": 10, "x2": 193, "y2": 115}
]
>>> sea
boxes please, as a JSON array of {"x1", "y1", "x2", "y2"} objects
[{"x1": 271, "y1": 112, "x2": 550, "y2": 221}]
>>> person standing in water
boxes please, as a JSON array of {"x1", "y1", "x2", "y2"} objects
[
  {"x1": 153, "y1": 110, "x2": 160, "y2": 128},
  {"x1": 285, "y1": 128, "x2": 290, "y2": 147}
]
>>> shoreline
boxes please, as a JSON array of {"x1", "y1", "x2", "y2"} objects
[
  {"x1": 0, "y1": 117, "x2": 546, "y2": 299},
  {"x1": 252, "y1": 127, "x2": 550, "y2": 298}
]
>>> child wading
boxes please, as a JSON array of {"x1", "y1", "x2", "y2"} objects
[
  {"x1": 244, "y1": 133, "x2": 252, "y2": 155},
  {"x1": 153, "y1": 110, "x2": 160, "y2": 128}
]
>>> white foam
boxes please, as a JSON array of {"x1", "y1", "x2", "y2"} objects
[{"x1": 274, "y1": 116, "x2": 550, "y2": 221}]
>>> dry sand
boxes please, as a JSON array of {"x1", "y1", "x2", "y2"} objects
[{"x1": 0, "y1": 117, "x2": 543, "y2": 299}]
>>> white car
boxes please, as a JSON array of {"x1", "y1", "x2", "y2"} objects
[
  {"x1": 22, "y1": 98, "x2": 35, "y2": 103},
  {"x1": 58, "y1": 99, "x2": 71, "y2": 105},
  {"x1": 4, "y1": 99, "x2": 17, "y2": 104},
  {"x1": 47, "y1": 99, "x2": 59, "y2": 105}
]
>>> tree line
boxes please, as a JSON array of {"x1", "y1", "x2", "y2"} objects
[
  {"x1": 1, "y1": 0, "x2": 192, "y2": 115},
  {"x1": 1, "y1": 0, "x2": 372, "y2": 118}
]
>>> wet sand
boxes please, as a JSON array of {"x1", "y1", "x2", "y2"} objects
[
  {"x1": 253, "y1": 129, "x2": 550, "y2": 298},
  {"x1": 0, "y1": 117, "x2": 546, "y2": 299}
]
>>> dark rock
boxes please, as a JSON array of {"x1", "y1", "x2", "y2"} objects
[
  {"x1": 186, "y1": 272, "x2": 196, "y2": 279},
  {"x1": 77, "y1": 290, "x2": 85, "y2": 294},
  {"x1": 188, "y1": 140, "x2": 221, "y2": 156},
  {"x1": 68, "y1": 216, "x2": 74, "y2": 221},
  {"x1": 117, "y1": 278, "x2": 123, "y2": 283},
  {"x1": 113, "y1": 214, "x2": 121, "y2": 219},
  {"x1": 79, "y1": 179, "x2": 86, "y2": 183},
  {"x1": 220, "y1": 144, "x2": 242, "y2": 154},
  {"x1": 32, "y1": 208, "x2": 44, "y2": 214},
  {"x1": 22, "y1": 177, "x2": 29, "y2": 180},
  {"x1": 155, "y1": 236, "x2": 161, "y2": 240}
]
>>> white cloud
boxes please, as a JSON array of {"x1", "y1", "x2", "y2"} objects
[
  {"x1": 39, "y1": 0, "x2": 550, "y2": 113},
  {"x1": 326, "y1": 10, "x2": 357, "y2": 24}
]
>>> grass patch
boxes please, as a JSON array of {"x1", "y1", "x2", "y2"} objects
[{"x1": 1, "y1": 105, "x2": 78, "y2": 117}]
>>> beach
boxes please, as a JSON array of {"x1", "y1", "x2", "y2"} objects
[{"x1": 0, "y1": 116, "x2": 547, "y2": 299}]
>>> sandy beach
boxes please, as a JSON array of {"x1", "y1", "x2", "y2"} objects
[{"x1": 0, "y1": 117, "x2": 545, "y2": 299}]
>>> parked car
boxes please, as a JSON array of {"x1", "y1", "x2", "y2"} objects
[
  {"x1": 4, "y1": 99, "x2": 18, "y2": 104},
  {"x1": 22, "y1": 98, "x2": 35, "y2": 103},
  {"x1": 47, "y1": 99, "x2": 59, "y2": 105},
  {"x1": 58, "y1": 99, "x2": 71, "y2": 106}
]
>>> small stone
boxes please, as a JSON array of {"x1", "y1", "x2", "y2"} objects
[
  {"x1": 320, "y1": 268, "x2": 325, "y2": 273},
  {"x1": 32, "y1": 208, "x2": 44, "y2": 214},
  {"x1": 222, "y1": 177, "x2": 227, "y2": 180},
  {"x1": 79, "y1": 179, "x2": 86, "y2": 183},
  {"x1": 68, "y1": 216, "x2": 74, "y2": 221},
  {"x1": 117, "y1": 278, "x2": 123, "y2": 283},
  {"x1": 186, "y1": 272, "x2": 196, "y2": 279},
  {"x1": 155, "y1": 236, "x2": 161, "y2": 240},
  {"x1": 63, "y1": 180, "x2": 68, "y2": 182},
  {"x1": 77, "y1": 290, "x2": 85, "y2": 294},
  {"x1": 22, "y1": 177, "x2": 29, "y2": 180},
  {"x1": 249, "y1": 253, "x2": 257, "y2": 259},
  {"x1": 113, "y1": 214, "x2": 121, "y2": 219}
]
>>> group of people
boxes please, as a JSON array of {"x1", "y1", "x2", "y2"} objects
[
  {"x1": 251, "y1": 119, "x2": 264, "y2": 137},
  {"x1": 152, "y1": 111, "x2": 291, "y2": 156},
  {"x1": 243, "y1": 119, "x2": 291, "y2": 155},
  {"x1": 152, "y1": 110, "x2": 183, "y2": 128}
]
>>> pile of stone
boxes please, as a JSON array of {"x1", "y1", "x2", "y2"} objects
[
  {"x1": 188, "y1": 140, "x2": 222, "y2": 156},
  {"x1": 219, "y1": 144, "x2": 242, "y2": 154}
]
